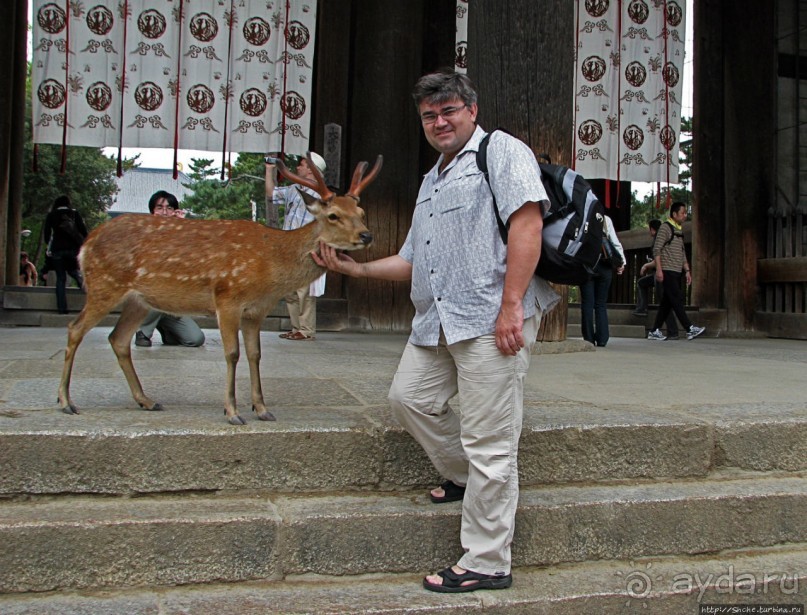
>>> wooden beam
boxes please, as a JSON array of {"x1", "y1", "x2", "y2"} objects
[{"x1": 757, "y1": 257, "x2": 807, "y2": 283}]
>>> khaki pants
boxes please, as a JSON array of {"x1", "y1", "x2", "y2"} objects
[
  {"x1": 388, "y1": 312, "x2": 541, "y2": 576},
  {"x1": 285, "y1": 285, "x2": 316, "y2": 336}
]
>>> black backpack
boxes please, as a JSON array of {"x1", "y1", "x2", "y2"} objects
[
  {"x1": 58, "y1": 210, "x2": 86, "y2": 246},
  {"x1": 476, "y1": 130, "x2": 605, "y2": 285}
]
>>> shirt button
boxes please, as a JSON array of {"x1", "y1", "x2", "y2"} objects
[
  {"x1": 429, "y1": 213, "x2": 433, "y2": 217},
  {"x1": 434, "y1": 188, "x2": 438, "y2": 193},
  {"x1": 426, "y1": 240, "x2": 430, "y2": 245},
  {"x1": 437, "y1": 297, "x2": 441, "y2": 301},
  {"x1": 430, "y1": 269, "x2": 435, "y2": 274}
]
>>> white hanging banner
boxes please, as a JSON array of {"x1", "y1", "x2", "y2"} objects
[
  {"x1": 573, "y1": 0, "x2": 686, "y2": 183},
  {"x1": 31, "y1": 0, "x2": 318, "y2": 161},
  {"x1": 455, "y1": 0, "x2": 468, "y2": 73}
]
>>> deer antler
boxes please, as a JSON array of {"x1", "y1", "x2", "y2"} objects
[
  {"x1": 347, "y1": 155, "x2": 384, "y2": 200},
  {"x1": 275, "y1": 152, "x2": 335, "y2": 202}
]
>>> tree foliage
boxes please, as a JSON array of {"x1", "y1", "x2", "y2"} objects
[{"x1": 181, "y1": 152, "x2": 303, "y2": 224}]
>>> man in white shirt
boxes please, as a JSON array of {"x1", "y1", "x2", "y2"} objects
[
  {"x1": 314, "y1": 70, "x2": 558, "y2": 593},
  {"x1": 266, "y1": 152, "x2": 327, "y2": 341}
]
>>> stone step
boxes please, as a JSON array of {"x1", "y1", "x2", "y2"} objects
[
  {"x1": 0, "y1": 286, "x2": 349, "y2": 331},
  {"x1": 2, "y1": 474, "x2": 807, "y2": 593},
  {"x1": 566, "y1": 323, "x2": 648, "y2": 339},
  {"x1": 3, "y1": 545, "x2": 806, "y2": 614},
  {"x1": 4, "y1": 399, "x2": 807, "y2": 496}
]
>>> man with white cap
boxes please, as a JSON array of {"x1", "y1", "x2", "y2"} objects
[{"x1": 266, "y1": 152, "x2": 328, "y2": 341}]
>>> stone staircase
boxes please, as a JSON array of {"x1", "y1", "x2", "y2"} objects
[
  {"x1": 0, "y1": 285, "x2": 349, "y2": 331},
  {"x1": 1, "y1": 326, "x2": 807, "y2": 612},
  {"x1": 566, "y1": 303, "x2": 726, "y2": 340}
]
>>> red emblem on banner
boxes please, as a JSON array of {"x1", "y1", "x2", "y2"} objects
[
  {"x1": 187, "y1": 85, "x2": 215, "y2": 114},
  {"x1": 281, "y1": 91, "x2": 306, "y2": 120},
  {"x1": 135, "y1": 82, "x2": 164, "y2": 111},
  {"x1": 38, "y1": 3, "x2": 67, "y2": 34},
  {"x1": 138, "y1": 10, "x2": 167, "y2": 39},
  {"x1": 579, "y1": 120, "x2": 603, "y2": 145},
  {"x1": 87, "y1": 82, "x2": 113, "y2": 111},
  {"x1": 240, "y1": 88, "x2": 267, "y2": 117},
  {"x1": 190, "y1": 13, "x2": 219, "y2": 42},
  {"x1": 286, "y1": 21, "x2": 310, "y2": 50},
  {"x1": 244, "y1": 17, "x2": 271, "y2": 46},
  {"x1": 38, "y1": 79, "x2": 66, "y2": 109},
  {"x1": 582, "y1": 56, "x2": 607, "y2": 82},
  {"x1": 87, "y1": 6, "x2": 115, "y2": 36}
]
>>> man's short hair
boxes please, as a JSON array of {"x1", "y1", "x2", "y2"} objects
[
  {"x1": 670, "y1": 201, "x2": 687, "y2": 216},
  {"x1": 411, "y1": 69, "x2": 478, "y2": 110},
  {"x1": 148, "y1": 190, "x2": 179, "y2": 213},
  {"x1": 649, "y1": 219, "x2": 662, "y2": 232},
  {"x1": 20, "y1": 251, "x2": 28, "y2": 259}
]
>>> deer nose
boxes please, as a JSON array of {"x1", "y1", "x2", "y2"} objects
[{"x1": 359, "y1": 231, "x2": 373, "y2": 245}]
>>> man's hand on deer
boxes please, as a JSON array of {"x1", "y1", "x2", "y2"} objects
[{"x1": 312, "y1": 242, "x2": 361, "y2": 277}]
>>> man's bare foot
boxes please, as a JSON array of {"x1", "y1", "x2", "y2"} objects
[
  {"x1": 429, "y1": 480, "x2": 466, "y2": 504},
  {"x1": 425, "y1": 566, "x2": 466, "y2": 587}
]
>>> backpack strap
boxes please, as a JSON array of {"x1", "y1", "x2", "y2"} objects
[
  {"x1": 662, "y1": 220, "x2": 677, "y2": 247},
  {"x1": 476, "y1": 130, "x2": 509, "y2": 244}
]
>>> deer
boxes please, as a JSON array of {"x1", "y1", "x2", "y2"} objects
[{"x1": 57, "y1": 153, "x2": 383, "y2": 425}]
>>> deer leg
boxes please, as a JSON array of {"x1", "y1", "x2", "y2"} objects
[
  {"x1": 241, "y1": 315, "x2": 274, "y2": 421},
  {"x1": 58, "y1": 290, "x2": 125, "y2": 415},
  {"x1": 109, "y1": 297, "x2": 162, "y2": 411},
  {"x1": 218, "y1": 310, "x2": 245, "y2": 425}
]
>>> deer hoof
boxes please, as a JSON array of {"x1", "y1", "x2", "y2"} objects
[
  {"x1": 255, "y1": 409, "x2": 276, "y2": 421},
  {"x1": 228, "y1": 414, "x2": 247, "y2": 426},
  {"x1": 60, "y1": 404, "x2": 80, "y2": 415},
  {"x1": 139, "y1": 402, "x2": 164, "y2": 411}
]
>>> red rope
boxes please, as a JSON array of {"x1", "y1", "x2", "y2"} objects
[
  {"x1": 221, "y1": 0, "x2": 235, "y2": 180},
  {"x1": 280, "y1": 0, "x2": 291, "y2": 157},
  {"x1": 117, "y1": 0, "x2": 130, "y2": 177},
  {"x1": 60, "y1": 0, "x2": 70, "y2": 174},
  {"x1": 663, "y1": 0, "x2": 671, "y2": 204},
  {"x1": 172, "y1": 0, "x2": 184, "y2": 180},
  {"x1": 615, "y1": 0, "x2": 622, "y2": 206},
  {"x1": 572, "y1": 0, "x2": 581, "y2": 169}
]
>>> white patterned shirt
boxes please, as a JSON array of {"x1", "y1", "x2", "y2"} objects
[
  {"x1": 275, "y1": 185, "x2": 319, "y2": 231},
  {"x1": 400, "y1": 126, "x2": 559, "y2": 346}
]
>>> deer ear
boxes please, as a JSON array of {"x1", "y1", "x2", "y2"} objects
[{"x1": 299, "y1": 188, "x2": 323, "y2": 214}]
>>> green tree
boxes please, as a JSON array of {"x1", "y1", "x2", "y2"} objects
[{"x1": 181, "y1": 152, "x2": 301, "y2": 223}]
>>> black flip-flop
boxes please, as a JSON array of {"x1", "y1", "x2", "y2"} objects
[
  {"x1": 423, "y1": 567, "x2": 513, "y2": 593},
  {"x1": 429, "y1": 480, "x2": 466, "y2": 504}
]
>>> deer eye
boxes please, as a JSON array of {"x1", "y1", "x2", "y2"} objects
[{"x1": 328, "y1": 213, "x2": 339, "y2": 221}]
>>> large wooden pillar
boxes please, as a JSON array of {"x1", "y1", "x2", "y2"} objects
[
  {"x1": 313, "y1": 1, "x2": 455, "y2": 332},
  {"x1": 468, "y1": 0, "x2": 575, "y2": 340},
  {"x1": 0, "y1": 0, "x2": 28, "y2": 287},
  {"x1": 723, "y1": 2, "x2": 775, "y2": 330},
  {"x1": 693, "y1": 1, "x2": 775, "y2": 330},
  {"x1": 691, "y1": 0, "x2": 725, "y2": 311}
]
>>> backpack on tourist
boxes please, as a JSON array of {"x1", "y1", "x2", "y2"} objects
[{"x1": 476, "y1": 129, "x2": 605, "y2": 285}]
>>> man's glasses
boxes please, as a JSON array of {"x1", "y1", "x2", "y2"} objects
[{"x1": 420, "y1": 105, "x2": 468, "y2": 125}]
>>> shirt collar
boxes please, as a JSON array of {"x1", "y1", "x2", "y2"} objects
[{"x1": 430, "y1": 125, "x2": 487, "y2": 178}]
